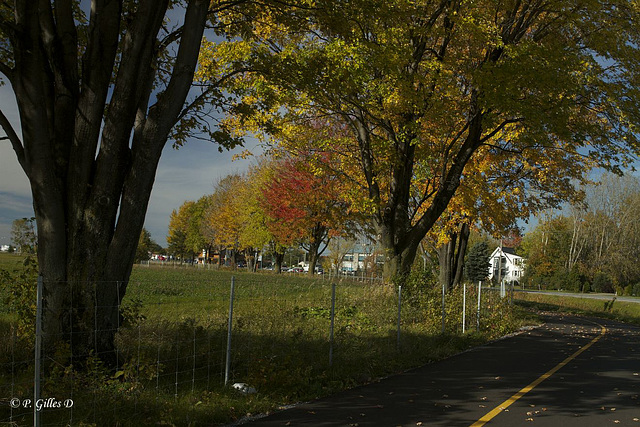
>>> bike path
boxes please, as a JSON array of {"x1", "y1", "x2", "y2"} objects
[{"x1": 235, "y1": 314, "x2": 640, "y2": 426}]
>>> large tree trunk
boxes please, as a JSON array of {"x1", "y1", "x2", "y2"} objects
[
  {"x1": 307, "y1": 222, "x2": 328, "y2": 276},
  {"x1": 438, "y1": 222, "x2": 470, "y2": 292},
  {"x1": 2, "y1": 0, "x2": 211, "y2": 366},
  {"x1": 381, "y1": 236, "x2": 422, "y2": 283},
  {"x1": 362, "y1": 108, "x2": 484, "y2": 282},
  {"x1": 273, "y1": 251, "x2": 285, "y2": 274},
  {"x1": 452, "y1": 223, "x2": 470, "y2": 286}
]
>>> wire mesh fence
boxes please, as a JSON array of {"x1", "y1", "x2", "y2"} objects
[{"x1": 0, "y1": 269, "x2": 514, "y2": 426}]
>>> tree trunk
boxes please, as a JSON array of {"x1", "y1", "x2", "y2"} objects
[
  {"x1": 381, "y1": 229, "x2": 422, "y2": 282},
  {"x1": 353, "y1": 86, "x2": 484, "y2": 283},
  {"x1": 274, "y1": 251, "x2": 285, "y2": 274},
  {"x1": 307, "y1": 222, "x2": 328, "y2": 276},
  {"x1": 374, "y1": 116, "x2": 481, "y2": 282},
  {"x1": 438, "y1": 239, "x2": 455, "y2": 292},
  {"x1": 245, "y1": 249, "x2": 255, "y2": 271},
  {"x1": 2, "y1": 0, "x2": 210, "y2": 366},
  {"x1": 453, "y1": 223, "x2": 470, "y2": 287},
  {"x1": 438, "y1": 223, "x2": 470, "y2": 292},
  {"x1": 218, "y1": 248, "x2": 225, "y2": 267}
]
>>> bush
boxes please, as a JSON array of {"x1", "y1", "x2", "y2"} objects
[
  {"x1": 552, "y1": 268, "x2": 588, "y2": 292},
  {"x1": 593, "y1": 272, "x2": 614, "y2": 293},
  {"x1": 396, "y1": 269, "x2": 438, "y2": 308},
  {"x1": 0, "y1": 255, "x2": 38, "y2": 340}
]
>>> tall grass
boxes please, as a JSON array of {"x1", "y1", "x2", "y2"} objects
[
  {"x1": 515, "y1": 292, "x2": 640, "y2": 326},
  {"x1": 1, "y1": 259, "x2": 531, "y2": 426}
]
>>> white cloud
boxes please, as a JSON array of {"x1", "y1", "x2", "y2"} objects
[
  {"x1": 0, "y1": 84, "x2": 32, "y2": 244},
  {"x1": 0, "y1": 191, "x2": 34, "y2": 246},
  {"x1": 0, "y1": 144, "x2": 30, "y2": 194},
  {"x1": 1, "y1": 80, "x2": 261, "y2": 246},
  {"x1": 146, "y1": 138, "x2": 261, "y2": 246}
]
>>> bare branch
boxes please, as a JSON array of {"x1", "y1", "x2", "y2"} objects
[
  {"x1": 148, "y1": 0, "x2": 209, "y2": 135},
  {"x1": 158, "y1": 27, "x2": 183, "y2": 51},
  {"x1": 480, "y1": 141, "x2": 523, "y2": 154},
  {"x1": 0, "y1": 61, "x2": 13, "y2": 81},
  {"x1": 0, "y1": 108, "x2": 26, "y2": 171},
  {"x1": 173, "y1": 67, "x2": 253, "y2": 125},
  {"x1": 480, "y1": 117, "x2": 523, "y2": 143}
]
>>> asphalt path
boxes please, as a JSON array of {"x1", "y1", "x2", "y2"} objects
[
  {"x1": 518, "y1": 290, "x2": 640, "y2": 305},
  {"x1": 236, "y1": 314, "x2": 640, "y2": 426}
]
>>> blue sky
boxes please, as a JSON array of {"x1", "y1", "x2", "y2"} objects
[
  {"x1": 0, "y1": 6, "x2": 267, "y2": 248},
  {"x1": 0, "y1": 83, "x2": 261, "y2": 247}
]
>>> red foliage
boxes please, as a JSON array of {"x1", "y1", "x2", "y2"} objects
[{"x1": 261, "y1": 153, "x2": 344, "y2": 245}]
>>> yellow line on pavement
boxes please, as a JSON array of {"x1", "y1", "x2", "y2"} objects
[{"x1": 470, "y1": 322, "x2": 607, "y2": 426}]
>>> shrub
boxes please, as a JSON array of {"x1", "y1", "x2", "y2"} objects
[
  {"x1": 0, "y1": 255, "x2": 38, "y2": 340},
  {"x1": 593, "y1": 272, "x2": 614, "y2": 293},
  {"x1": 397, "y1": 269, "x2": 438, "y2": 308}
]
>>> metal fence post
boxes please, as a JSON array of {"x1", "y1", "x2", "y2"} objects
[
  {"x1": 34, "y1": 275, "x2": 43, "y2": 427},
  {"x1": 462, "y1": 283, "x2": 466, "y2": 334},
  {"x1": 397, "y1": 285, "x2": 402, "y2": 350},
  {"x1": 224, "y1": 277, "x2": 235, "y2": 385},
  {"x1": 477, "y1": 281, "x2": 482, "y2": 331},
  {"x1": 441, "y1": 281, "x2": 446, "y2": 334},
  {"x1": 329, "y1": 283, "x2": 336, "y2": 366}
]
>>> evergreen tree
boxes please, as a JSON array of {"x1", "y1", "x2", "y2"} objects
[{"x1": 466, "y1": 241, "x2": 491, "y2": 283}]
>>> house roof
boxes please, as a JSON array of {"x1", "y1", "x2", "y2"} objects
[{"x1": 490, "y1": 247, "x2": 524, "y2": 261}]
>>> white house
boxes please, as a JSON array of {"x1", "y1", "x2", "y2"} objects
[{"x1": 488, "y1": 247, "x2": 525, "y2": 284}]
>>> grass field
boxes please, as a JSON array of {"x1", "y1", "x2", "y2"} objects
[
  {"x1": 0, "y1": 252, "x2": 25, "y2": 270},
  {"x1": 1, "y1": 254, "x2": 532, "y2": 426},
  {"x1": 4, "y1": 253, "x2": 640, "y2": 425},
  {"x1": 515, "y1": 291, "x2": 640, "y2": 326}
]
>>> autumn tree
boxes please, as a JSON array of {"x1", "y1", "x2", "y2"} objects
[
  {"x1": 204, "y1": 174, "x2": 244, "y2": 267},
  {"x1": 261, "y1": 152, "x2": 351, "y2": 275},
  {"x1": 0, "y1": 0, "x2": 252, "y2": 363},
  {"x1": 167, "y1": 198, "x2": 210, "y2": 262},
  {"x1": 186, "y1": 196, "x2": 211, "y2": 261},
  {"x1": 573, "y1": 174, "x2": 640, "y2": 291},
  {"x1": 134, "y1": 228, "x2": 160, "y2": 264},
  {"x1": 424, "y1": 125, "x2": 587, "y2": 292},
  {"x1": 10, "y1": 217, "x2": 37, "y2": 255},
  {"x1": 236, "y1": 162, "x2": 279, "y2": 271},
  {"x1": 167, "y1": 203, "x2": 193, "y2": 261},
  {"x1": 522, "y1": 173, "x2": 640, "y2": 293},
  {"x1": 250, "y1": 160, "x2": 290, "y2": 273},
  {"x1": 521, "y1": 215, "x2": 582, "y2": 291},
  {"x1": 210, "y1": 0, "x2": 640, "y2": 282}
]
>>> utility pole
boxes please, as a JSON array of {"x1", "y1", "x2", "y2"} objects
[{"x1": 498, "y1": 239, "x2": 505, "y2": 298}]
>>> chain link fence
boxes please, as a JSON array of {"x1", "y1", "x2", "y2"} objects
[{"x1": 1, "y1": 271, "x2": 513, "y2": 426}]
